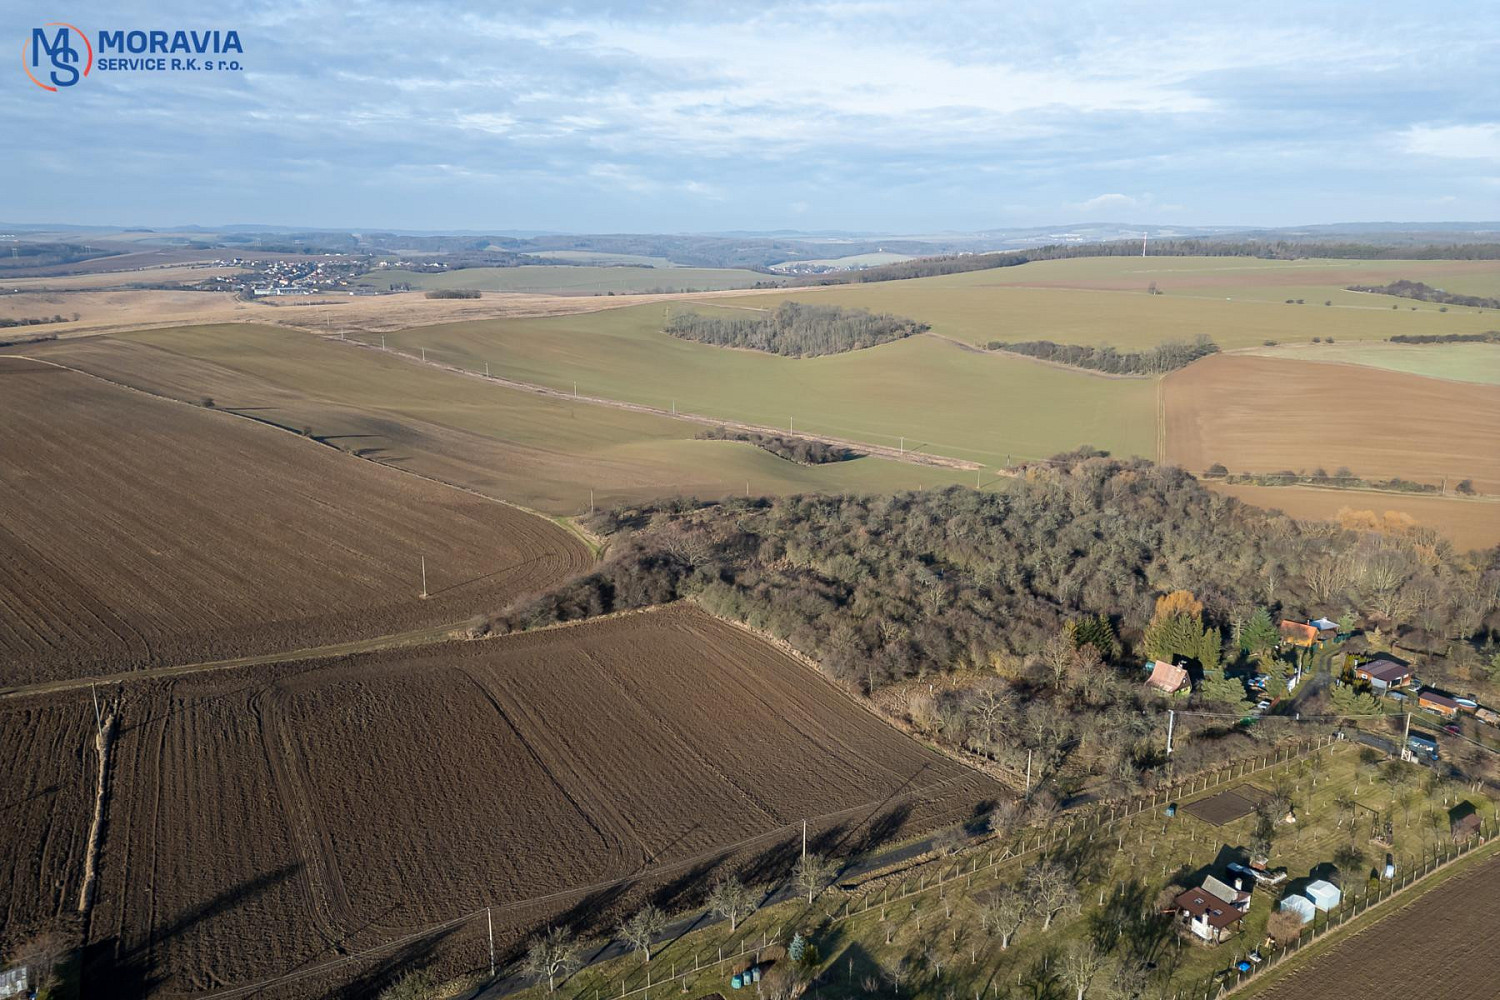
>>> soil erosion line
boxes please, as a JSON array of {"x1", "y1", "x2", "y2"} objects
[{"x1": 78, "y1": 711, "x2": 117, "y2": 913}]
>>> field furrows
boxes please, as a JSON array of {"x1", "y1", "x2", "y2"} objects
[{"x1": 0, "y1": 356, "x2": 591, "y2": 685}]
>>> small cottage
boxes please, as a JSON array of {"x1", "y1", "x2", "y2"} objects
[
  {"x1": 1145, "y1": 660, "x2": 1190, "y2": 695},
  {"x1": 1279, "y1": 620, "x2": 1319, "y2": 647},
  {"x1": 1353, "y1": 657, "x2": 1413, "y2": 692},
  {"x1": 1175, "y1": 875, "x2": 1251, "y2": 944},
  {"x1": 1419, "y1": 690, "x2": 1461, "y2": 718}
]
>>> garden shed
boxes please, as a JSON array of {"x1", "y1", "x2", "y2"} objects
[{"x1": 1305, "y1": 879, "x2": 1341, "y2": 911}]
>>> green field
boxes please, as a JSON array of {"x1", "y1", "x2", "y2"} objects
[
  {"x1": 356, "y1": 264, "x2": 764, "y2": 294},
  {"x1": 1246, "y1": 341, "x2": 1500, "y2": 384},
  {"x1": 38, "y1": 325, "x2": 978, "y2": 513},
  {"x1": 719, "y1": 257, "x2": 1500, "y2": 350},
  {"x1": 381, "y1": 303, "x2": 1159, "y2": 467}
]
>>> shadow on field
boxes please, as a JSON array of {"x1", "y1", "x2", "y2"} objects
[
  {"x1": 83, "y1": 863, "x2": 302, "y2": 1000},
  {"x1": 327, "y1": 922, "x2": 465, "y2": 1000}
]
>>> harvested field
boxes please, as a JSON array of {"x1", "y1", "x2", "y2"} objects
[
  {"x1": 1207, "y1": 482, "x2": 1500, "y2": 552},
  {"x1": 1180, "y1": 784, "x2": 1273, "y2": 826},
  {"x1": 0, "y1": 356, "x2": 591, "y2": 686},
  {"x1": 1246, "y1": 341, "x2": 1500, "y2": 385},
  {"x1": 1247, "y1": 849, "x2": 1500, "y2": 1000},
  {"x1": 53, "y1": 605, "x2": 1001, "y2": 997},
  {"x1": 1164, "y1": 353, "x2": 1500, "y2": 494}
]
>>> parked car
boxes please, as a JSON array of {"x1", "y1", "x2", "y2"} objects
[{"x1": 1445, "y1": 723, "x2": 1461, "y2": 735}]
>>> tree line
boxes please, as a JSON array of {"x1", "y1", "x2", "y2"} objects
[
  {"x1": 696, "y1": 426, "x2": 856, "y2": 464},
  {"x1": 664, "y1": 301, "x2": 927, "y2": 356},
  {"x1": 423, "y1": 288, "x2": 481, "y2": 299},
  {"x1": 1348, "y1": 279, "x2": 1500, "y2": 310},
  {"x1": 1389, "y1": 331, "x2": 1500, "y2": 344},
  {"x1": 985, "y1": 336, "x2": 1219, "y2": 375}
]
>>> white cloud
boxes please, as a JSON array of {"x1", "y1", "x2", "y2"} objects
[{"x1": 1401, "y1": 124, "x2": 1500, "y2": 161}]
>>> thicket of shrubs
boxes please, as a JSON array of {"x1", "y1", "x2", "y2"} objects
[
  {"x1": 696, "y1": 426, "x2": 855, "y2": 464},
  {"x1": 489, "y1": 453, "x2": 1499, "y2": 795},
  {"x1": 1389, "y1": 331, "x2": 1500, "y2": 344},
  {"x1": 423, "y1": 289, "x2": 481, "y2": 299},
  {"x1": 985, "y1": 336, "x2": 1219, "y2": 374},
  {"x1": 1204, "y1": 466, "x2": 1449, "y2": 494},
  {"x1": 0, "y1": 314, "x2": 70, "y2": 329},
  {"x1": 1349, "y1": 279, "x2": 1500, "y2": 310},
  {"x1": 664, "y1": 301, "x2": 927, "y2": 356}
]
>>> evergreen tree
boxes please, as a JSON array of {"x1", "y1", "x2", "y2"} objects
[{"x1": 1241, "y1": 607, "x2": 1280, "y2": 656}]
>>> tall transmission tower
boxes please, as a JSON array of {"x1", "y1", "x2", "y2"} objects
[{"x1": 1141, "y1": 232, "x2": 1148, "y2": 258}]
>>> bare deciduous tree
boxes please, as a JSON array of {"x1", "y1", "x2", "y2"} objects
[
  {"x1": 793, "y1": 852, "x2": 838, "y2": 904},
  {"x1": 619, "y1": 904, "x2": 667, "y2": 963},
  {"x1": 1025, "y1": 860, "x2": 1079, "y2": 930},
  {"x1": 707, "y1": 876, "x2": 753, "y2": 932},
  {"x1": 523, "y1": 927, "x2": 581, "y2": 993},
  {"x1": 1059, "y1": 940, "x2": 1106, "y2": 1000}
]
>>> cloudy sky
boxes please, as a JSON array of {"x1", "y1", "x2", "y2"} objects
[{"x1": 6, "y1": 0, "x2": 1499, "y2": 232}]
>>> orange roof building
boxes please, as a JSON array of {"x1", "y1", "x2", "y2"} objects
[
  {"x1": 1145, "y1": 660, "x2": 1189, "y2": 695},
  {"x1": 1279, "y1": 620, "x2": 1319, "y2": 647}
]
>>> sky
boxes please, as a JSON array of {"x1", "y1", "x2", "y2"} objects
[{"x1": 5, "y1": 0, "x2": 1500, "y2": 233}]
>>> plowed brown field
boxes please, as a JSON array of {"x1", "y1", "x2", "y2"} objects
[
  {"x1": 0, "y1": 356, "x2": 590, "y2": 686},
  {"x1": 1249, "y1": 850, "x2": 1500, "y2": 999},
  {"x1": 12, "y1": 606, "x2": 998, "y2": 998},
  {"x1": 1164, "y1": 354, "x2": 1500, "y2": 493}
]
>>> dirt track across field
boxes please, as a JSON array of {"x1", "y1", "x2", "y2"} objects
[{"x1": 0, "y1": 356, "x2": 590, "y2": 685}]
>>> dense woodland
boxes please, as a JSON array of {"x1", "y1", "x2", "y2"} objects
[
  {"x1": 1348, "y1": 279, "x2": 1500, "y2": 310},
  {"x1": 696, "y1": 426, "x2": 855, "y2": 464},
  {"x1": 492, "y1": 454, "x2": 1500, "y2": 798},
  {"x1": 985, "y1": 337, "x2": 1219, "y2": 374},
  {"x1": 664, "y1": 301, "x2": 927, "y2": 356}
]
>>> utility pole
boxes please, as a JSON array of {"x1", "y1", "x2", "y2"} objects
[
  {"x1": 420, "y1": 556, "x2": 427, "y2": 599},
  {"x1": 802, "y1": 819, "x2": 807, "y2": 860},
  {"x1": 484, "y1": 361, "x2": 489, "y2": 376},
  {"x1": 1025, "y1": 749, "x2": 1032, "y2": 793},
  {"x1": 421, "y1": 347, "x2": 426, "y2": 362},
  {"x1": 900, "y1": 436, "x2": 904, "y2": 455},
  {"x1": 1166, "y1": 709, "x2": 1175, "y2": 756},
  {"x1": 976, "y1": 467, "x2": 981, "y2": 488},
  {"x1": 789, "y1": 416, "x2": 794, "y2": 433},
  {"x1": 671, "y1": 399, "x2": 676, "y2": 415},
  {"x1": 573, "y1": 381, "x2": 577, "y2": 399},
  {"x1": 589, "y1": 489, "x2": 594, "y2": 514},
  {"x1": 487, "y1": 906, "x2": 496, "y2": 978},
  {"x1": 381, "y1": 335, "x2": 386, "y2": 351},
  {"x1": 1141, "y1": 232, "x2": 1148, "y2": 258}
]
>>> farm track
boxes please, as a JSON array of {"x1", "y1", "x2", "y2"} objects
[{"x1": 323, "y1": 334, "x2": 983, "y2": 471}]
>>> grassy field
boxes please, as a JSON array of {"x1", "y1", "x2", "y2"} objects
[
  {"x1": 382, "y1": 304, "x2": 1158, "y2": 467},
  {"x1": 356, "y1": 265, "x2": 764, "y2": 294},
  {"x1": 520, "y1": 250, "x2": 678, "y2": 266},
  {"x1": 1245, "y1": 340, "x2": 1500, "y2": 384},
  {"x1": 717, "y1": 257, "x2": 1500, "y2": 350},
  {"x1": 505, "y1": 739, "x2": 1495, "y2": 1000},
  {"x1": 31, "y1": 326, "x2": 980, "y2": 514}
]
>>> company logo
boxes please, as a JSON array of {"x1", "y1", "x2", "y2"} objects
[
  {"x1": 22, "y1": 22, "x2": 92, "y2": 91},
  {"x1": 22, "y1": 23, "x2": 243, "y2": 90}
]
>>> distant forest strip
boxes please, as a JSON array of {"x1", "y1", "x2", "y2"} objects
[
  {"x1": 1389, "y1": 331, "x2": 1500, "y2": 344},
  {"x1": 985, "y1": 336, "x2": 1219, "y2": 375},
  {"x1": 1348, "y1": 280, "x2": 1500, "y2": 310},
  {"x1": 696, "y1": 426, "x2": 857, "y2": 465},
  {"x1": 789, "y1": 240, "x2": 1500, "y2": 287},
  {"x1": 1202, "y1": 465, "x2": 1474, "y2": 495},
  {"x1": 424, "y1": 289, "x2": 481, "y2": 299},
  {"x1": 664, "y1": 301, "x2": 928, "y2": 357}
]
